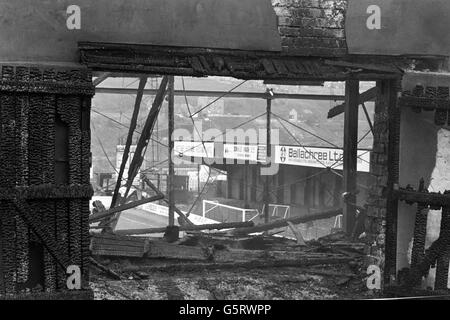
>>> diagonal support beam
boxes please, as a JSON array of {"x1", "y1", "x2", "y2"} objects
[
  {"x1": 361, "y1": 103, "x2": 374, "y2": 134},
  {"x1": 13, "y1": 198, "x2": 69, "y2": 270},
  {"x1": 89, "y1": 195, "x2": 164, "y2": 224},
  {"x1": 328, "y1": 87, "x2": 377, "y2": 119},
  {"x1": 93, "y1": 72, "x2": 112, "y2": 87},
  {"x1": 121, "y1": 76, "x2": 169, "y2": 203},
  {"x1": 110, "y1": 77, "x2": 148, "y2": 210},
  {"x1": 142, "y1": 175, "x2": 194, "y2": 226},
  {"x1": 109, "y1": 77, "x2": 169, "y2": 231}
]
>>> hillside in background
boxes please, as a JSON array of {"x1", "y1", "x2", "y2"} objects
[{"x1": 91, "y1": 77, "x2": 374, "y2": 175}]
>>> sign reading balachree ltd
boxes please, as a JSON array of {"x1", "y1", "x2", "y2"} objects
[{"x1": 274, "y1": 146, "x2": 371, "y2": 173}]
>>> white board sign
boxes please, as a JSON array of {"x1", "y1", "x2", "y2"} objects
[
  {"x1": 224, "y1": 144, "x2": 267, "y2": 162},
  {"x1": 174, "y1": 141, "x2": 215, "y2": 158},
  {"x1": 224, "y1": 144, "x2": 258, "y2": 162},
  {"x1": 274, "y1": 146, "x2": 371, "y2": 173}
]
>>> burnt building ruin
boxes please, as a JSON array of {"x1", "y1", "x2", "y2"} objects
[{"x1": 0, "y1": 0, "x2": 449, "y2": 299}]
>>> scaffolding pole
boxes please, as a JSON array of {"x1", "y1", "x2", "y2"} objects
[
  {"x1": 168, "y1": 76, "x2": 176, "y2": 227},
  {"x1": 264, "y1": 89, "x2": 273, "y2": 224}
]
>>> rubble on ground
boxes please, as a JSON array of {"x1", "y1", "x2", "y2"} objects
[{"x1": 89, "y1": 231, "x2": 373, "y2": 300}]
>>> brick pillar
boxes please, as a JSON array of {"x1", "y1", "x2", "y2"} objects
[{"x1": 364, "y1": 80, "x2": 401, "y2": 290}]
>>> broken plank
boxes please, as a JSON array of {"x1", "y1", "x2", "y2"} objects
[
  {"x1": 115, "y1": 221, "x2": 254, "y2": 236},
  {"x1": 89, "y1": 195, "x2": 164, "y2": 223},
  {"x1": 91, "y1": 250, "x2": 144, "y2": 258},
  {"x1": 121, "y1": 257, "x2": 354, "y2": 274},
  {"x1": 142, "y1": 175, "x2": 193, "y2": 226},
  {"x1": 230, "y1": 209, "x2": 342, "y2": 236},
  {"x1": 287, "y1": 221, "x2": 306, "y2": 246},
  {"x1": 143, "y1": 240, "x2": 350, "y2": 264},
  {"x1": 91, "y1": 244, "x2": 145, "y2": 253},
  {"x1": 91, "y1": 233, "x2": 148, "y2": 243}
]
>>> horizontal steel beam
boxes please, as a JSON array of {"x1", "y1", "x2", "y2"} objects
[{"x1": 95, "y1": 87, "x2": 346, "y2": 101}]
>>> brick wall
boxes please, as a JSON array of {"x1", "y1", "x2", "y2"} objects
[
  {"x1": 272, "y1": 0, "x2": 348, "y2": 56},
  {"x1": 364, "y1": 80, "x2": 401, "y2": 290}
]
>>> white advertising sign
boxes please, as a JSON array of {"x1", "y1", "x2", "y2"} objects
[
  {"x1": 274, "y1": 146, "x2": 370, "y2": 173},
  {"x1": 224, "y1": 144, "x2": 259, "y2": 162},
  {"x1": 174, "y1": 141, "x2": 214, "y2": 158}
]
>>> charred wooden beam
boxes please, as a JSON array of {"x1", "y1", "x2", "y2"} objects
[
  {"x1": 230, "y1": 208, "x2": 342, "y2": 236},
  {"x1": 324, "y1": 60, "x2": 402, "y2": 74},
  {"x1": 121, "y1": 76, "x2": 169, "y2": 203},
  {"x1": 92, "y1": 72, "x2": 112, "y2": 87},
  {"x1": 410, "y1": 180, "x2": 428, "y2": 272},
  {"x1": 79, "y1": 43, "x2": 407, "y2": 82},
  {"x1": 435, "y1": 203, "x2": 450, "y2": 290},
  {"x1": 343, "y1": 80, "x2": 359, "y2": 235},
  {"x1": 408, "y1": 203, "x2": 450, "y2": 288},
  {"x1": 328, "y1": 87, "x2": 377, "y2": 119},
  {"x1": 287, "y1": 221, "x2": 306, "y2": 246},
  {"x1": 114, "y1": 221, "x2": 255, "y2": 236},
  {"x1": 95, "y1": 87, "x2": 345, "y2": 101},
  {"x1": 123, "y1": 261, "x2": 357, "y2": 275},
  {"x1": 141, "y1": 176, "x2": 193, "y2": 226},
  {"x1": 385, "y1": 78, "x2": 401, "y2": 285},
  {"x1": 13, "y1": 199, "x2": 70, "y2": 270},
  {"x1": 90, "y1": 234, "x2": 148, "y2": 258},
  {"x1": 142, "y1": 240, "x2": 352, "y2": 264},
  {"x1": 362, "y1": 103, "x2": 374, "y2": 134},
  {"x1": 393, "y1": 188, "x2": 450, "y2": 208},
  {"x1": 89, "y1": 195, "x2": 164, "y2": 224},
  {"x1": 110, "y1": 77, "x2": 147, "y2": 210}
]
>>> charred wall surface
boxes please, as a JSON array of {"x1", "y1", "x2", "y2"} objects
[{"x1": 0, "y1": 65, "x2": 94, "y2": 298}]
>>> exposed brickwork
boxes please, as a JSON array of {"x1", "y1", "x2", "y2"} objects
[
  {"x1": 272, "y1": 0, "x2": 348, "y2": 56},
  {"x1": 364, "y1": 81, "x2": 401, "y2": 291}
]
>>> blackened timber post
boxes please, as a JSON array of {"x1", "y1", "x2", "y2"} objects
[
  {"x1": 343, "y1": 80, "x2": 359, "y2": 236},
  {"x1": 111, "y1": 77, "x2": 147, "y2": 209},
  {"x1": 385, "y1": 79, "x2": 401, "y2": 286}
]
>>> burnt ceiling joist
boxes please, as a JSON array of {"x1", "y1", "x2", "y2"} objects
[{"x1": 77, "y1": 42, "x2": 438, "y2": 82}]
